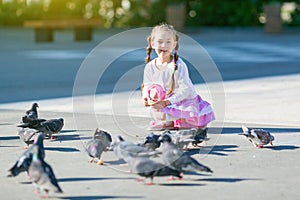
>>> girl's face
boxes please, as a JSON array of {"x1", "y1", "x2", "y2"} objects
[{"x1": 151, "y1": 30, "x2": 177, "y2": 63}]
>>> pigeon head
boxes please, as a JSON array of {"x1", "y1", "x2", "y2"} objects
[
  {"x1": 116, "y1": 135, "x2": 125, "y2": 142},
  {"x1": 159, "y1": 133, "x2": 172, "y2": 143},
  {"x1": 32, "y1": 103, "x2": 39, "y2": 109},
  {"x1": 94, "y1": 129, "x2": 112, "y2": 142},
  {"x1": 59, "y1": 118, "x2": 64, "y2": 123},
  {"x1": 242, "y1": 125, "x2": 250, "y2": 134},
  {"x1": 270, "y1": 135, "x2": 275, "y2": 141}
]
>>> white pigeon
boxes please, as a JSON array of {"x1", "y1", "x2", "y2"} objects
[{"x1": 17, "y1": 127, "x2": 38, "y2": 148}]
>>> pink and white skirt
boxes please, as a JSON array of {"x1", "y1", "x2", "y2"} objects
[
  {"x1": 162, "y1": 95, "x2": 215, "y2": 128},
  {"x1": 146, "y1": 84, "x2": 215, "y2": 128}
]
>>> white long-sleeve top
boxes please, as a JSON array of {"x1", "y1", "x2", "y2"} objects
[{"x1": 142, "y1": 57, "x2": 198, "y2": 104}]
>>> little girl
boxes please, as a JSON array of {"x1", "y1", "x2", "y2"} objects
[{"x1": 142, "y1": 23, "x2": 215, "y2": 130}]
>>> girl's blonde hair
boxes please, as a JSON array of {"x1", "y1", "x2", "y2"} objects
[{"x1": 145, "y1": 23, "x2": 179, "y2": 96}]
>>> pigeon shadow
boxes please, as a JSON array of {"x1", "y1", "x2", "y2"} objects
[
  {"x1": 58, "y1": 177, "x2": 134, "y2": 182},
  {"x1": 19, "y1": 181, "x2": 31, "y2": 184},
  {"x1": 45, "y1": 147, "x2": 81, "y2": 152},
  {"x1": 0, "y1": 123, "x2": 14, "y2": 126},
  {"x1": 0, "y1": 136, "x2": 19, "y2": 140},
  {"x1": 208, "y1": 145, "x2": 239, "y2": 156},
  {"x1": 60, "y1": 130, "x2": 79, "y2": 133},
  {"x1": 264, "y1": 145, "x2": 300, "y2": 151},
  {"x1": 186, "y1": 145, "x2": 239, "y2": 157},
  {"x1": 159, "y1": 183, "x2": 205, "y2": 187},
  {"x1": 209, "y1": 127, "x2": 300, "y2": 134},
  {"x1": 58, "y1": 134, "x2": 92, "y2": 141},
  {"x1": 0, "y1": 145, "x2": 20, "y2": 148},
  {"x1": 59, "y1": 195, "x2": 144, "y2": 200},
  {"x1": 195, "y1": 177, "x2": 262, "y2": 182},
  {"x1": 105, "y1": 159, "x2": 127, "y2": 165}
]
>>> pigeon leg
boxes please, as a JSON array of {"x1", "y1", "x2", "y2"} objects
[
  {"x1": 40, "y1": 193, "x2": 49, "y2": 199},
  {"x1": 119, "y1": 163, "x2": 129, "y2": 167},
  {"x1": 167, "y1": 176, "x2": 176, "y2": 181},
  {"x1": 270, "y1": 141, "x2": 273, "y2": 146},
  {"x1": 145, "y1": 178, "x2": 154, "y2": 185},
  {"x1": 50, "y1": 135, "x2": 56, "y2": 140},
  {"x1": 88, "y1": 158, "x2": 94, "y2": 163},
  {"x1": 167, "y1": 174, "x2": 183, "y2": 181},
  {"x1": 136, "y1": 177, "x2": 144, "y2": 182},
  {"x1": 192, "y1": 143, "x2": 203, "y2": 148},
  {"x1": 96, "y1": 159, "x2": 104, "y2": 165}
]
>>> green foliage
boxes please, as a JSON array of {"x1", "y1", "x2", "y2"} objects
[
  {"x1": 0, "y1": 1, "x2": 44, "y2": 26},
  {"x1": 289, "y1": 4, "x2": 300, "y2": 25},
  {"x1": 186, "y1": 0, "x2": 261, "y2": 26},
  {"x1": 0, "y1": 0, "x2": 299, "y2": 27}
]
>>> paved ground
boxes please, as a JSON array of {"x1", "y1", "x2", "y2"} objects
[{"x1": 0, "y1": 27, "x2": 300, "y2": 199}]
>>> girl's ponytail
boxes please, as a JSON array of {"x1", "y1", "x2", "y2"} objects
[
  {"x1": 145, "y1": 36, "x2": 152, "y2": 63},
  {"x1": 166, "y1": 35, "x2": 179, "y2": 96}
]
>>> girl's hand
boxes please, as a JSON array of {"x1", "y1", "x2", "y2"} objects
[
  {"x1": 151, "y1": 100, "x2": 170, "y2": 109},
  {"x1": 143, "y1": 97, "x2": 149, "y2": 106}
]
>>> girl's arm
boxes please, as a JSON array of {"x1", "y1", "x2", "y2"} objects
[{"x1": 142, "y1": 64, "x2": 153, "y2": 106}]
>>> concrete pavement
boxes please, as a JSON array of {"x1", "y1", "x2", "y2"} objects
[
  {"x1": 0, "y1": 73, "x2": 300, "y2": 200},
  {"x1": 0, "y1": 27, "x2": 300, "y2": 199}
]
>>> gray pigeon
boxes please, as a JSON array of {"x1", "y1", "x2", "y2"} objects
[
  {"x1": 159, "y1": 133, "x2": 213, "y2": 176},
  {"x1": 28, "y1": 145, "x2": 63, "y2": 198},
  {"x1": 17, "y1": 127, "x2": 39, "y2": 148},
  {"x1": 8, "y1": 132, "x2": 45, "y2": 177},
  {"x1": 33, "y1": 118, "x2": 64, "y2": 140},
  {"x1": 126, "y1": 156, "x2": 182, "y2": 185},
  {"x1": 22, "y1": 103, "x2": 39, "y2": 123},
  {"x1": 85, "y1": 128, "x2": 112, "y2": 165},
  {"x1": 239, "y1": 125, "x2": 275, "y2": 148},
  {"x1": 142, "y1": 132, "x2": 161, "y2": 151},
  {"x1": 17, "y1": 118, "x2": 47, "y2": 130},
  {"x1": 191, "y1": 128, "x2": 208, "y2": 147},
  {"x1": 112, "y1": 135, "x2": 161, "y2": 163},
  {"x1": 162, "y1": 130, "x2": 195, "y2": 151}
]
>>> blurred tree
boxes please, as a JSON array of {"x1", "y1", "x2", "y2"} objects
[
  {"x1": 186, "y1": 0, "x2": 261, "y2": 26},
  {"x1": 0, "y1": 0, "x2": 299, "y2": 27}
]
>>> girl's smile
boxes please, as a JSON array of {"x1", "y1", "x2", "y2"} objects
[{"x1": 151, "y1": 30, "x2": 177, "y2": 63}]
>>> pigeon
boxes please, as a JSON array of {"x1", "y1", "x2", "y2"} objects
[
  {"x1": 239, "y1": 125, "x2": 275, "y2": 148},
  {"x1": 8, "y1": 132, "x2": 45, "y2": 177},
  {"x1": 22, "y1": 103, "x2": 39, "y2": 123},
  {"x1": 191, "y1": 128, "x2": 208, "y2": 147},
  {"x1": 159, "y1": 133, "x2": 213, "y2": 176},
  {"x1": 17, "y1": 127, "x2": 39, "y2": 148},
  {"x1": 142, "y1": 132, "x2": 161, "y2": 151},
  {"x1": 126, "y1": 156, "x2": 182, "y2": 185},
  {"x1": 17, "y1": 118, "x2": 47, "y2": 129},
  {"x1": 112, "y1": 135, "x2": 161, "y2": 163},
  {"x1": 19, "y1": 118, "x2": 64, "y2": 140},
  {"x1": 85, "y1": 128, "x2": 112, "y2": 165},
  {"x1": 28, "y1": 145, "x2": 62, "y2": 198},
  {"x1": 162, "y1": 130, "x2": 195, "y2": 151}
]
